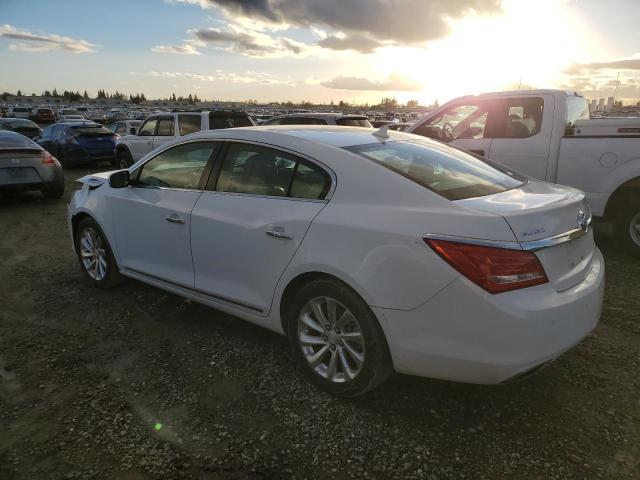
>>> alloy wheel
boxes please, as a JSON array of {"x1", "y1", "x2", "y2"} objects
[
  {"x1": 297, "y1": 296, "x2": 365, "y2": 383},
  {"x1": 79, "y1": 227, "x2": 107, "y2": 280}
]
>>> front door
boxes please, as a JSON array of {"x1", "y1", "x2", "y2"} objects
[
  {"x1": 410, "y1": 102, "x2": 492, "y2": 158},
  {"x1": 110, "y1": 141, "x2": 218, "y2": 286},
  {"x1": 190, "y1": 142, "x2": 332, "y2": 314},
  {"x1": 152, "y1": 116, "x2": 177, "y2": 150},
  {"x1": 127, "y1": 117, "x2": 157, "y2": 161}
]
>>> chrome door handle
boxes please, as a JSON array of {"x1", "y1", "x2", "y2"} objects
[
  {"x1": 266, "y1": 229, "x2": 294, "y2": 240},
  {"x1": 165, "y1": 215, "x2": 185, "y2": 224}
]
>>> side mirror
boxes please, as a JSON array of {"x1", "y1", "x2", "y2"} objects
[
  {"x1": 109, "y1": 170, "x2": 130, "y2": 188},
  {"x1": 130, "y1": 127, "x2": 137, "y2": 135}
]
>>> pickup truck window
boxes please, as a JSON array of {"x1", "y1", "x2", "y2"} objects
[
  {"x1": 139, "y1": 118, "x2": 157, "y2": 136},
  {"x1": 413, "y1": 103, "x2": 489, "y2": 142},
  {"x1": 344, "y1": 139, "x2": 524, "y2": 201},
  {"x1": 156, "y1": 118, "x2": 175, "y2": 136},
  {"x1": 565, "y1": 96, "x2": 590, "y2": 135},
  {"x1": 491, "y1": 97, "x2": 543, "y2": 138},
  {"x1": 178, "y1": 115, "x2": 202, "y2": 135}
]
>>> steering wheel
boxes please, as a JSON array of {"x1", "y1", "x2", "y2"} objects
[{"x1": 441, "y1": 122, "x2": 455, "y2": 140}]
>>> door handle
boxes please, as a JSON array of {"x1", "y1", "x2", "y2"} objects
[
  {"x1": 266, "y1": 229, "x2": 294, "y2": 240},
  {"x1": 165, "y1": 214, "x2": 185, "y2": 224}
]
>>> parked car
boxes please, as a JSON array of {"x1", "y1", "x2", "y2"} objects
[
  {"x1": 264, "y1": 113, "x2": 372, "y2": 127},
  {"x1": 36, "y1": 122, "x2": 116, "y2": 166},
  {"x1": 68, "y1": 126, "x2": 604, "y2": 397},
  {"x1": 0, "y1": 130, "x2": 64, "y2": 198},
  {"x1": 407, "y1": 89, "x2": 640, "y2": 255},
  {"x1": 6, "y1": 106, "x2": 31, "y2": 119},
  {"x1": 56, "y1": 109, "x2": 85, "y2": 121},
  {"x1": 30, "y1": 107, "x2": 55, "y2": 123},
  {"x1": 114, "y1": 110, "x2": 255, "y2": 168},
  {"x1": 108, "y1": 120, "x2": 141, "y2": 137},
  {"x1": 0, "y1": 118, "x2": 43, "y2": 139}
]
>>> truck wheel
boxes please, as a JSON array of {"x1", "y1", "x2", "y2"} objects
[
  {"x1": 616, "y1": 202, "x2": 640, "y2": 258},
  {"x1": 116, "y1": 150, "x2": 133, "y2": 169}
]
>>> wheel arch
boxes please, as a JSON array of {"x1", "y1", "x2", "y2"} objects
[{"x1": 603, "y1": 176, "x2": 640, "y2": 220}]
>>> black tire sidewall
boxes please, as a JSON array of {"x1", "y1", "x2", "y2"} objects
[
  {"x1": 286, "y1": 279, "x2": 392, "y2": 397},
  {"x1": 117, "y1": 151, "x2": 132, "y2": 170},
  {"x1": 74, "y1": 218, "x2": 122, "y2": 289},
  {"x1": 615, "y1": 201, "x2": 640, "y2": 258}
]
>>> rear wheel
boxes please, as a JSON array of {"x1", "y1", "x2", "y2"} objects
[
  {"x1": 116, "y1": 150, "x2": 133, "y2": 169},
  {"x1": 286, "y1": 278, "x2": 392, "y2": 397},
  {"x1": 75, "y1": 218, "x2": 124, "y2": 289},
  {"x1": 616, "y1": 201, "x2": 640, "y2": 258}
]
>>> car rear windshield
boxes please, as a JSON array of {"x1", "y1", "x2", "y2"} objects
[
  {"x1": 69, "y1": 126, "x2": 112, "y2": 136},
  {"x1": 336, "y1": 117, "x2": 372, "y2": 127},
  {"x1": 344, "y1": 139, "x2": 525, "y2": 201},
  {"x1": 209, "y1": 112, "x2": 253, "y2": 129},
  {"x1": 62, "y1": 110, "x2": 81, "y2": 115},
  {"x1": 1, "y1": 119, "x2": 39, "y2": 129}
]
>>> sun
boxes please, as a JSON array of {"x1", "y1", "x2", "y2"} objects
[{"x1": 369, "y1": 0, "x2": 605, "y2": 104}]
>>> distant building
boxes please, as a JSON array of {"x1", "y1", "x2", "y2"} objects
[{"x1": 606, "y1": 97, "x2": 615, "y2": 113}]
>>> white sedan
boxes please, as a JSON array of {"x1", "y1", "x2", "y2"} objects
[{"x1": 68, "y1": 126, "x2": 605, "y2": 396}]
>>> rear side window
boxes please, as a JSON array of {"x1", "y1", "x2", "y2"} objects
[
  {"x1": 178, "y1": 115, "x2": 202, "y2": 135},
  {"x1": 279, "y1": 117, "x2": 327, "y2": 125},
  {"x1": 290, "y1": 162, "x2": 331, "y2": 199},
  {"x1": 492, "y1": 97, "x2": 544, "y2": 138},
  {"x1": 344, "y1": 139, "x2": 524, "y2": 201},
  {"x1": 336, "y1": 117, "x2": 372, "y2": 127},
  {"x1": 209, "y1": 113, "x2": 253, "y2": 129},
  {"x1": 565, "y1": 96, "x2": 589, "y2": 135},
  {"x1": 156, "y1": 118, "x2": 175, "y2": 136}
]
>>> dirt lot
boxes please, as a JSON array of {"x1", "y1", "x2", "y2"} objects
[{"x1": 1, "y1": 166, "x2": 639, "y2": 480}]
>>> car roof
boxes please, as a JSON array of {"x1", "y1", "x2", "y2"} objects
[
  {"x1": 189, "y1": 125, "x2": 416, "y2": 148},
  {"x1": 0, "y1": 130, "x2": 42, "y2": 149}
]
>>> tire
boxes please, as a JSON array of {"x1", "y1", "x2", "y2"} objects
[
  {"x1": 41, "y1": 178, "x2": 65, "y2": 199},
  {"x1": 74, "y1": 217, "x2": 124, "y2": 289},
  {"x1": 285, "y1": 278, "x2": 393, "y2": 397},
  {"x1": 116, "y1": 150, "x2": 133, "y2": 170},
  {"x1": 615, "y1": 200, "x2": 640, "y2": 258}
]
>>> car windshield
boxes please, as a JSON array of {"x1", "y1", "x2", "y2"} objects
[
  {"x1": 69, "y1": 125, "x2": 112, "y2": 135},
  {"x1": 336, "y1": 117, "x2": 372, "y2": 127},
  {"x1": 344, "y1": 139, "x2": 525, "y2": 201}
]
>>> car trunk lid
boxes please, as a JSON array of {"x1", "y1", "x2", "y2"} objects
[{"x1": 455, "y1": 180, "x2": 595, "y2": 291}]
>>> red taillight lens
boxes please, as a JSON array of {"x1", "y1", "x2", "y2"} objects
[
  {"x1": 41, "y1": 151, "x2": 58, "y2": 165},
  {"x1": 425, "y1": 238, "x2": 548, "y2": 294}
]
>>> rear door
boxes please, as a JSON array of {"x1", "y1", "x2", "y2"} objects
[
  {"x1": 411, "y1": 102, "x2": 492, "y2": 157},
  {"x1": 190, "y1": 141, "x2": 332, "y2": 314},
  {"x1": 110, "y1": 141, "x2": 219, "y2": 286},
  {"x1": 152, "y1": 116, "x2": 176, "y2": 150},
  {"x1": 487, "y1": 95, "x2": 554, "y2": 180}
]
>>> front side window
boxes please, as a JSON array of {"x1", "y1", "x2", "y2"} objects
[
  {"x1": 178, "y1": 115, "x2": 202, "y2": 135},
  {"x1": 216, "y1": 143, "x2": 296, "y2": 197},
  {"x1": 156, "y1": 118, "x2": 175, "y2": 136},
  {"x1": 492, "y1": 97, "x2": 544, "y2": 138},
  {"x1": 344, "y1": 139, "x2": 525, "y2": 201},
  {"x1": 139, "y1": 118, "x2": 157, "y2": 136},
  {"x1": 137, "y1": 142, "x2": 216, "y2": 189},
  {"x1": 413, "y1": 103, "x2": 489, "y2": 142}
]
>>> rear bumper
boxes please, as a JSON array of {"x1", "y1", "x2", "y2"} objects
[
  {"x1": 373, "y1": 248, "x2": 605, "y2": 384},
  {"x1": 64, "y1": 146, "x2": 115, "y2": 163}
]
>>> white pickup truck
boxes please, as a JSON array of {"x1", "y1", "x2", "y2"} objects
[
  {"x1": 115, "y1": 110, "x2": 255, "y2": 169},
  {"x1": 407, "y1": 89, "x2": 640, "y2": 255}
]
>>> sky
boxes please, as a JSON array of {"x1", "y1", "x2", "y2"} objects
[{"x1": 1, "y1": 0, "x2": 639, "y2": 105}]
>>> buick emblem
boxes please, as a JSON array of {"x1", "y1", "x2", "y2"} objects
[{"x1": 577, "y1": 209, "x2": 590, "y2": 232}]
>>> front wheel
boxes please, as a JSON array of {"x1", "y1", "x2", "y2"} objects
[
  {"x1": 75, "y1": 218, "x2": 124, "y2": 289},
  {"x1": 616, "y1": 202, "x2": 640, "y2": 258},
  {"x1": 116, "y1": 150, "x2": 133, "y2": 170},
  {"x1": 286, "y1": 278, "x2": 392, "y2": 397}
]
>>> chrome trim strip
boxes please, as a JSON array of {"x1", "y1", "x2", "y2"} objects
[
  {"x1": 423, "y1": 234, "x2": 522, "y2": 250},
  {"x1": 520, "y1": 226, "x2": 589, "y2": 251}
]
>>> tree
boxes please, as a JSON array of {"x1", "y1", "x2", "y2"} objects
[
  {"x1": 188, "y1": 93, "x2": 193, "y2": 104},
  {"x1": 52, "y1": 88, "x2": 58, "y2": 97},
  {"x1": 16, "y1": 89, "x2": 22, "y2": 96},
  {"x1": 83, "y1": 90, "x2": 89, "y2": 99},
  {"x1": 171, "y1": 92, "x2": 176, "y2": 101},
  {"x1": 406, "y1": 99, "x2": 420, "y2": 108}
]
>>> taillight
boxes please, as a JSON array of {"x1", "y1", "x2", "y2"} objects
[
  {"x1": 424, "y1": 238, "x2": 548, "y2": 294},
  {"x1": 41, "y1": 151, "x2": 59, "y2": 166}
]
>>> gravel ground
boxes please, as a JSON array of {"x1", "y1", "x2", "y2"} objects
[{"x1": 1, "y1": 166, "x2": 639, "y2": 480}]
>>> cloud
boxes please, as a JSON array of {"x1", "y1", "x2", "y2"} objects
[
  {"x1": 135, "y1": 70, "x2": 295, "y2": 86},
  {"x1": 175, "y1": 0, "x2": 502, "y2": 47},
  {"x1": 0, "y1": 24, "x2": 98, "y2": 53},
  {"x1": 151, "y1": 43, "x2": 201, "y2": 55},
  {"x1": 322, "y1": 75, "x2": 422, "y2": 91},
  {"x1": 317, "y1": 33, "x2": 381, "y2": 54},
  {"x1": 566, "y1": 55, "x2": 640, "y2": 74},
  {"x1": 190, "y1": 26, "x2": 310, "y2": 57}
]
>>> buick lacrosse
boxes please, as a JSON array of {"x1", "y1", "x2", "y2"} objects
[{"x1": 68, "y1": 126, "x2": 605, "y2": 396}]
